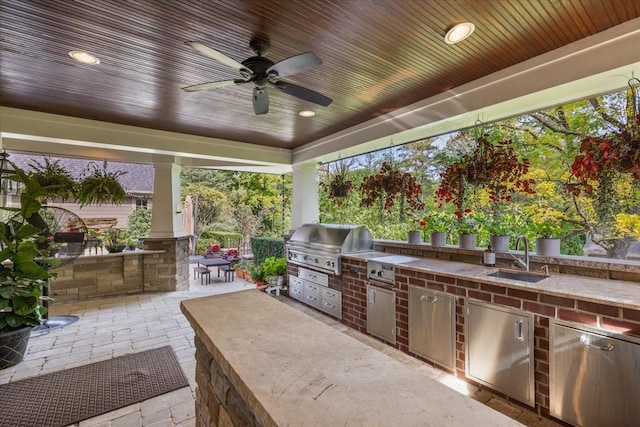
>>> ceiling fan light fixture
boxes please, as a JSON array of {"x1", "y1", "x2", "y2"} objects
[
  {"x1": 299, "y1": 110, "x2": 316, "y2": 117},
  {"x1": 444, "y1": 22, "x2": 475, "y2": 44},
  {"x1": 68, "y1": 50, "x2": 100, "y2": 65}
]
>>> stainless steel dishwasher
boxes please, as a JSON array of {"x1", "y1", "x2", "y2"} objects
[
  {"x1": 408, "y1": 286, "x2": 455, "y2": 371},
  {"x1": 550, "y1": 320, "x2": 640, "y2": 427}
]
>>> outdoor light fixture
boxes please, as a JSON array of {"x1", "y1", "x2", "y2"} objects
[
  {"x1": 444, "y1": 22, "x2": 475, "y2": 44},
  {"x1": 0, "y1": 151, "x2": 16, "y2": 195},
  {"x1": 299, "y1": 110, "x2": 316, "y2": 117},
  {"x1": 68, "y1": 50, "x2": 101, "y2": 65}
]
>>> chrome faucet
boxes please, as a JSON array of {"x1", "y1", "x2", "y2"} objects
[{"x1": 512, "y1": 236, "x2": 530, "y2": 272}]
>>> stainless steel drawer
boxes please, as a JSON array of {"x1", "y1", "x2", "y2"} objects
[
  {"x1": 303, "y1": 281, "x2": 321, "y2": 308},
  {"x1": 298, "y1": 267, "x2": 329, "y2": 286},
  {"x1": 288, "y1": 275, "x2": 305, "y2": 302},
  {"x1": 321, "y1": 299, "x2": 342, "y2": 318},
  {"x1": 320, "y1": 287, "x2": 341, "y2": 305}
]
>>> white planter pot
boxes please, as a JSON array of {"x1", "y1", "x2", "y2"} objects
[
  {"x1": 430, "y1": 232, "x2": 446, "y2": 247},
  {"x1": 536, "y1": 238, "x2": 561, "y2": 256},
  {"x1": 490, "y1": 235, "x2": 510, "y2": 252},
  {"x1": 459, "y1": 233, "x2": 476, "y2": 249},
  {"x1": 407, "y1": 231, "x2": 422, "y2": 244}
]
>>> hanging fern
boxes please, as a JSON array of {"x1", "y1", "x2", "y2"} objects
[
  {"x1": 76, "y1": 161, "x2": 128, "y2": 207},
  {"x1": 28, "y1": 157, "x2": 77, "y2": 201}
]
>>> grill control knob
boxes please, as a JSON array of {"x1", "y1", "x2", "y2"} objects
[{"x1": 370, "y1": 269, "x2": 377, "y2": 275}]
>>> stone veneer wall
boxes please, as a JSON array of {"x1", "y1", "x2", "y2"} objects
[
  {"x1": 50, "y1": 236, "x2": 190, "y2": 304},
  {"x1": 143, "y1": 237, "x2": 191, "y2": 292},
  {"x1": 337, "y1": 256, "x2": 640, "y2": 421},
  {"x1": 194, "y1": 335, "x2": 267, "y2": 427}
]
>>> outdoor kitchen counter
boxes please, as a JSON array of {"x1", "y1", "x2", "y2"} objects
[
  {"x1": 346, "y1": 251, "x2": 640, "y2": 310},
  {"x1": 181, "y1": 290, "x2": 522, "y2": 427}
]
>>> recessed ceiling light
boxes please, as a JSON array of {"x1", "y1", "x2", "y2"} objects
[
  {"x1": 444, "y1": 22, "x2": 475, "y2": 44},
  {"x1": 299, "y1": 110, "x2": 315, "y2": 117},
  {"x1": 68, "y1": 50, "x2": 100, "y2": 65}
]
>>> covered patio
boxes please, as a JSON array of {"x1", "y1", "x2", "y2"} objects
[{"x1": 0, "y1": 274, "x2": 556, "y2": 427}]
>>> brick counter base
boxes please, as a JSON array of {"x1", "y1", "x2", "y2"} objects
[{"x1": 289, "y1": 257, "x2": 640, "y2": 423}]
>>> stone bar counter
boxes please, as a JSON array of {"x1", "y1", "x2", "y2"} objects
[{"x1": 181, "y1": 290, "x2": 523, "y2": 427}]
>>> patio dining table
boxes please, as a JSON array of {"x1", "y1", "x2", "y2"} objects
[{"x1": 198, "y1": 257, "x2": 233, "y2": 282}]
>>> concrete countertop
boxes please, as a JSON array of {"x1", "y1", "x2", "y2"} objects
[
  {"x1": 181, "y1": 290, "x2": 523, "y2": 427},
  {"x1": 349, "y1": 252, "x2": 640, "y2": 310}
]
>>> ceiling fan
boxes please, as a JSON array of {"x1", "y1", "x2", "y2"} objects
[{"x1": 182, "y1": 38, "x2": 332, "y2": 115}]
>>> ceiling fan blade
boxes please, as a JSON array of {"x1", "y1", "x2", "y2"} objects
[
  {"x1": 273, "y1": 81, "x2": 332, "y2": 106},
  {"x1": 253, "y1": 87, "x2": 269, "y2": 115},
  {"x1": 266, "y1": 52, "x2": 322, "y2": 78},
  {"x1": 185, "y1": 41, "x2": 252, "y2": 75},
  {"x1": 181, "y1": 80, "x2": 244, "y2": 92}
]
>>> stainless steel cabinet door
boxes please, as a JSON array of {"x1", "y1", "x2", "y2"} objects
[
  {"x1": 465, "y1": 299, "x2": 535, "y2": 407},
  {"x1": 551, "y1": 322, "x2": 640, "y2": 427},
  {"x1": 408, "y1": 286, "x2": 455, "y2": 370},
  {"x1": 366, "y1": 285, "x2": 396, "y2": 344}
]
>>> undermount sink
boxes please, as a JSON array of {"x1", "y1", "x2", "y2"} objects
[{"x1": 487, "y1": 269, "x2": 549, "y2": 283}]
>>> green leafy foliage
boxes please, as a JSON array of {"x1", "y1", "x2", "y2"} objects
[
  {"x1": 1, "y1": 163, "x2": 54, "y2": 332},
  {"x1": 250, "y1": 237, "x2": 284, "y2": 267},
  {"x1": 76, "y1": 161, "x2": 128, "y2": 207},
  {"x1": 261, "y1": 256, "x2": 287, "y2": 276}
]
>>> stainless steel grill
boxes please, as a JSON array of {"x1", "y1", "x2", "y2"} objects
[{"x1": 286, "y1": 223, "x2": 373, "y2": 275}]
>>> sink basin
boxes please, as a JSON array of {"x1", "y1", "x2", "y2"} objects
[{"x1": 487, "y1": 269, "x2": 548, "y2": 283}]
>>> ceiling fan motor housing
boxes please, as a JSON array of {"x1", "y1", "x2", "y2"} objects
[{"x1": 242, "y1": 56, "x2": 276, "y2": 88}]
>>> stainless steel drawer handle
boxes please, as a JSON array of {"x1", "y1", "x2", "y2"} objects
[
  {"x1": 326, "y1": 292, "x2": 336, "y2": 298},
  {"x1": 420, "y1": 295, "x2": 438, "y2": 304},
  {"x1": 324, "y1": 302, "x2": 335, "y2": 308},
  {"x1": 515, "y1": 320, "x2": 524, "y2": 341},
  {"x1": 580, "y1": 334, "x2": 615, "y2": 351}
]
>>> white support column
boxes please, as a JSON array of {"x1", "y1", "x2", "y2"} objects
[
  {"x1": 291, "y1": 162, "x2": 319, "y2": 230},
  {"x1": 150, "y1": 162, "x2": 184, "y2": 238}
]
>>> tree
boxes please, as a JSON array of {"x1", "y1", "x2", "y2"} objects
[{"x1": 522, "y1": 87, "x2": 640, "y2": 258}]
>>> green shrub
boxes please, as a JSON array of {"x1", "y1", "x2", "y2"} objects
[
  {"x1": 195, "y1": 230, "x2": 242, "y2": 255},
  {"x1": 127, "y1": 207, "x2": 152, "y2": 238},
  {"x1": 250, "y1": 237, "x2": 284, "y2": 266}
]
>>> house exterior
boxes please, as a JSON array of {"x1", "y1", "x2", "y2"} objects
[{"x1": 6, "y1": 152, "x2": 154, "y2": 230}]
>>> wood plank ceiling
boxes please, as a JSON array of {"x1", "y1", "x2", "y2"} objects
[{"x1": 1, "y1": 0, "x2": 640, "y2": 150}]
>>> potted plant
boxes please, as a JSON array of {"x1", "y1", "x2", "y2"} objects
[
  {"x1": 28, "y1": 157, "x2": 77, "y2": 201},
  {"x1": 418, "y1": 211, "x2": 454, "y2": 247},
  {"x1": 76, "y1": 161, "x2": 128, "y2": 207},
  {"x1": 223, "y1": 248, "x2": 239, "y2": 265},
  {"x1": 319, "y1": 158, "x2": 355, "y2": 207},
  {"x1": 234, "y1": 261, "x2": 251, "y2": 281},
  {"x1": 101, "y1": 228, "x2": 128, "y2": 253},
  {"x1": 360, "y1": 161, "x2": 424, "y2": 217},
  {"x1": 250, "y1": 264, "x2": 266, "y2": 289},
  {"x1": 527, "y1": 206, "x2": 567, "y2": 256},
  {"x1": 435, "y1": 135, "x2": 535, "y2": 227},
  {"x1": 531, "y1": 220, "x2": 564, "y2": 256},
  {"x1": 205, "y1": 243, "x2": 221, "y2": 258},
  {"x1": 261, "y1": 256, "x2": 287, "y2": 287},
  {"x1": 0, "y1": 163, "x2": 55, "y2": 369},
  {"x1": 454, "y1": 214, "x2": 480, "y2": 249}
]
